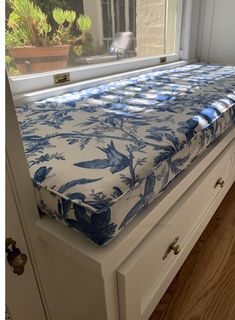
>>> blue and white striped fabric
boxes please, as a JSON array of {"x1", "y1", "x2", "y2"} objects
[{"x1": 16, "y1": 63, "x2": 235, "y2": 246}]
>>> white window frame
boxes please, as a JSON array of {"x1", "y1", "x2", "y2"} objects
[{"x1": 9, "y1": 0, "x2": 198, "y2": 104}]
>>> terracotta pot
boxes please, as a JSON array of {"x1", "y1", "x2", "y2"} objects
[{"x1": 9, "y1": 45, "x2": 70, "y2": 74}]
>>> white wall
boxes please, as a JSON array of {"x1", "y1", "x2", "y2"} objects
[{"x1": 197, "y1": 0, "x2": 235, "y2": 65}]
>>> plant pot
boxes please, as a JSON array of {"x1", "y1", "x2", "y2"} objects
[{"x1": 9, "y1": 45, "x2": 70, "y2": 75}]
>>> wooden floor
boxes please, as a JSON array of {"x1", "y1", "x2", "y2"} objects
[{"x1": 149, "y1": 183, "x2": 235, "y2": 320}]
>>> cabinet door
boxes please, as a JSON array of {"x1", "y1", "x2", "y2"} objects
[{"x1": 6, "y1": 165, "x2": 47, "y2": 320}]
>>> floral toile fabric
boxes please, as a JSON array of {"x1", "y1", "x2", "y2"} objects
[{"x1": 16, "y1": 63, "x2": 235, "y2": 246}]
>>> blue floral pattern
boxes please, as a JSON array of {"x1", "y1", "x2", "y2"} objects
[{"x1": 16, "y1": 63, "x2": 235, "y2": 246}]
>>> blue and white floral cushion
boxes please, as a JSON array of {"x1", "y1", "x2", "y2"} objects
[{"x1": 16, "y1": 63, "x2": 235, "y2": 246}]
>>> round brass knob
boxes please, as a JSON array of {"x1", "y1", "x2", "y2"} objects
[
  {"x1": 6, "y1": 238, "x2": 27, "y2": 276},
  {"x1": 170, "y1": 243, "x2": 181, "y2": 255}
]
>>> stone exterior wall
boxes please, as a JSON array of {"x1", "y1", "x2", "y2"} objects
[
  {"x1": 136, "y1": 0, "x2": 177, "y2": 57},
  {"x1": 136, "y1": 0, "x2": 165, "y2": 57}
]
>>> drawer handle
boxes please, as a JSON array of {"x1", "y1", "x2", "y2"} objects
[
  {"x1": 214, "y1": 178, "x2": 225, "y2": 189},
  {"x1": 6, "y1": 238, "x2": 27, "y2": 275},
  {"x1": 163, "y1": 236, "x2": 181, "y2": 260}
]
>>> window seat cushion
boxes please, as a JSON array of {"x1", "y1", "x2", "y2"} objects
[{"x1": 16, "y1": 63, "x2": 235, "y2": 246}]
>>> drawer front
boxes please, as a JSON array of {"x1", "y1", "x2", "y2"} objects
[{"x1": 117, "y1": 140, "x2": 235, "y2": 320}]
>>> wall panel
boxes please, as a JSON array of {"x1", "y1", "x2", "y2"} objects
[{"x1": 197, "y1": 0, "x2": 235, "y2": 64}]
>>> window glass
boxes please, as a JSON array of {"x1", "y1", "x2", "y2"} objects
[
  {"x1": 114, "y1": 0, "x2": 126, "y2": 33},
  {"x1": 102, "y1": 0, "x2": 113, "y2": 39},
  {"x1": 6, "y1": 0, "x2": 179, "y2": 77}
]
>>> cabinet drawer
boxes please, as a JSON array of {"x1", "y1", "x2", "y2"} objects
[{"x1": 117, "y1": 140, "x2": 235, "y2": 320}]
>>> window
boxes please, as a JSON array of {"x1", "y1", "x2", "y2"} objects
[
  {"x1": 102, "y1": 0, "x2": 113, "y2": 40},
  {"x1": 6, "y1": 0, "x2": 184, "y2": 95},
  {"x1": 102, "y1": 0, "x2": 136, "y2": 50}
]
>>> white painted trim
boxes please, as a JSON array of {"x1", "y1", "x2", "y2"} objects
[
  {"x1": 180, "y1": 0, "x2": 201, "y2": 61},
  {"x1": 13, "y1": 60, "x2": 187, "y2": 105},
  {"x1": 180, "y1": 0, "x2": 192, "y2": 59},
  {"x1": 10, "y1": 52, "x2": 180, "y2": 96},
  {"x1": 195, "y1": 0, "x2": 206, "y2": 60},
  {"x1": 174, "y1": 0, "x2": 184, "y2": 54},
  {"x1": 197, "y1": 0, "x2": 216, "y2": 62}
]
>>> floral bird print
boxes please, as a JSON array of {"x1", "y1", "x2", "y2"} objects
[{"x1": 74, "y1": 140, "x2": 130, "y2": 174}]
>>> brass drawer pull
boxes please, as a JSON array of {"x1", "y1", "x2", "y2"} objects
[
  {"x1": 214, "y1": 178, "x2": 225, "y2": 189},
  {"x1": 163, "y1": 236, "x2": 181, "y2": 260},
  {"x1": 6, "y1": 238, "x2": 27, "y2": 276}
]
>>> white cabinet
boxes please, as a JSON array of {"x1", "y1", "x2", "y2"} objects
[
  {"x1": 6, "y1": 69, "x2": 235, "y2": 319},
  {"x1": 6, "y1": 163, "x2": 46, "y2": 320},
  {"x1": 6, "y1": 76, "x2": 48, "y2": 320},
  {"x1": 117, "y1": 139, "x2": 235, "y2": 320},
  {"x1": 32, "y1": 128, "x2": 235, "y2": 320}
]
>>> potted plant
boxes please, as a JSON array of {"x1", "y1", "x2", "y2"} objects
[{"x1": 6, "y1": 0, "x2": 92, "y2": 74}]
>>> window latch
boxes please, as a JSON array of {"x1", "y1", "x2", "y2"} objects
[{"x1": 54, "y1": 72, "x2": 71, "y2": 85}]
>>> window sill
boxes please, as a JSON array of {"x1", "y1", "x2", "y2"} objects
[{"x1": 13, "y1": 59, "x2": 188, "y2": 106}]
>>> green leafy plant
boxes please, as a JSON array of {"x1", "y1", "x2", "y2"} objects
[
  {"x1": 5, "y1": 55, "x2": 20, "y2": 76},
  {"x1": 51, "y1": 9, "x2": 91, "y2": 46},
  {"x1": 6, "y1": 0, "x2": 51, "y2": 47},
  {"x1": 5, "y1": 0, "x2": 92, "y2": 48},
  {"x1": 75, "y1": 32, "x2": 95, "y2": 57}
]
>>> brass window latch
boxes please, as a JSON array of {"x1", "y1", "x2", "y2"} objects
[
  {"x1": 163, "y1": 236, "x2": 181, "y2": 260},
  {"x1": 54, "y1": 72, "x2": 70, "y2": 85},
  {"x1": 6, "y1": 238, "x2": 27, "y2": 276}
]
